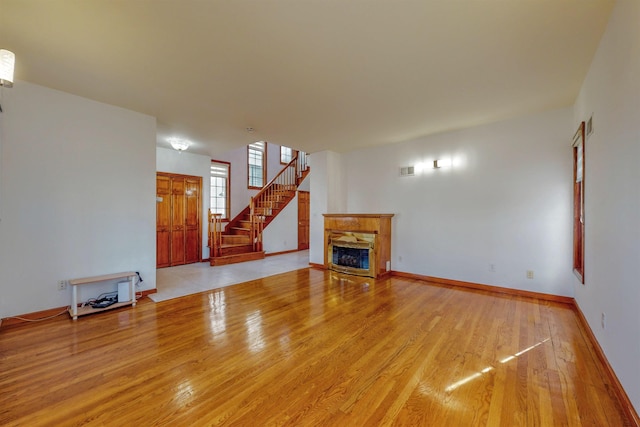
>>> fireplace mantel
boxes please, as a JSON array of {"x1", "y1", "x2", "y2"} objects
[{"x1": 323, "y1": 214, "x2": 394, "y2": 278}]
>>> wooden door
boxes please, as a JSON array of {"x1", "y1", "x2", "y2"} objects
[
  {"x1": 156, "y1": 175, "x2": 172, "y2": 268},
  {"x1": 156, "y1": 172, "x2": 202, "y2": 268},
  {"x1": 171, "y1": 177, "x2": 186, "y2": 266},
  {"x1": 298, "y1": 191, "x2": 310, "y2": 250},
  {"x1": 184, "y1": 178, "x2": 201, "y2": 263}
]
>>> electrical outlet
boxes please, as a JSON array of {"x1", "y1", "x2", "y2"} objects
[
  {"x1": 526, "y1": 270, "x2": 534, "y2": 279},
  {"x1": 57, "y1": 280, "x2": 67, "y2": 290},
  {"x1": 601, "y1": 312, "x2": 606, "y2": 329},
  {"x1": 489, "y1": 263, "x2": 496, "y2": 272}
]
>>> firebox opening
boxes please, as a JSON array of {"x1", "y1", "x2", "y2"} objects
[
  {"x1": 327, "y1": 231, "x2": 376, "y2": 277},
  {"x1": 332, "y1": 246, "x2": 370, "y2": 270}
]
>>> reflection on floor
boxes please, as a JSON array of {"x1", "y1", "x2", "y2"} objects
[{"x1": 150, "y1": 250, "x2": 310, "y2": 302}]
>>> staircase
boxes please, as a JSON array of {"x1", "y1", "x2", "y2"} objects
[{"x1": 208, "y1": 153, "x2": 310, "y2": 266}]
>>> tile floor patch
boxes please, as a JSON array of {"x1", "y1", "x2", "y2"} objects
[{"x1": 150, "y1": 251, "x2": 310, "y2": 302}]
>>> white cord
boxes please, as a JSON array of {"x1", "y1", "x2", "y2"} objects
[{"x1": 6, "y1": 307, "x2": 70, "y2": 322}]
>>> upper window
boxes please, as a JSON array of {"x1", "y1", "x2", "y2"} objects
[
  {"x1": 248, "y1": 141, "x2": 266, "y2": 189},
  {"x1": 572, "y1": 122, "x2": 585, "y2": 283},
  {"x1": 280, "y1": 146, "x2": 297, "y2": 165},
  {"x1": 210, "y1": 160, "x2": 230, "y2": 220}
]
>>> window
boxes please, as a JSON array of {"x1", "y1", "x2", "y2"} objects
[
  {"x1": 210, "y1": 160, "x2": 230, "y2": 220},
  {"x1": 248, "y1": 141, "x2": 266, "y2": 189},
  {"x1": 280, "y1": 146, "x2": 297, "y2": 164},
  {"x1": 572, "y1": 122, "x2": 585, "y2": 283}
]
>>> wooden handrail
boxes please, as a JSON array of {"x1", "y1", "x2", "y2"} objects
[{"x1": 252, "y1": 154, "x2": 299, "y2": 203}]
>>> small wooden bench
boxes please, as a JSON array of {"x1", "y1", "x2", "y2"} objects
[{"x1": 68, "y1": 272, "x2": 137, "y2": 320}]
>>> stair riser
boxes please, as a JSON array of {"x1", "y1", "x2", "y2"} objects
[
  {"x1": 221, "y1": 236, "x2": 250, "y2": 244},
  {"x1": 220, "y1": 245, "x2": 254, "y2": 256},
  {"x1": 210, "y1": 251, "x2": 265, "y2": 266},
  {"x1": 229, "y1": 228, "x2": 250, "y2": 236}
]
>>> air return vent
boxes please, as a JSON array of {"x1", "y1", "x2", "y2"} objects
[{"x1": 400, "y1": 166, "x2": 415, "y2": 176}]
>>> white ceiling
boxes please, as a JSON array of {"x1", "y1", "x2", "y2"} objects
[{"x1": 0, "y1": 0, "x2": 615, "y2": 156}]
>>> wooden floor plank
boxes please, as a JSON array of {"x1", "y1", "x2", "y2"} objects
[{"x1": 0, "y1": 269, "x2": 634, "y2": 426}]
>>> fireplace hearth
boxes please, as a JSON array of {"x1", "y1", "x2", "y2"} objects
[{"x1": 323, "y1": 214, "x2": 393, "y2": 279}]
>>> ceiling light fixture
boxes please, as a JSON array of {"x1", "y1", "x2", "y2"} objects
[
  {"x1": 0, "y1": 49, "x2": 15, "y2": 88},
  {"x1": 168, "y1": 137, "x2": 191, "y2": 153}
]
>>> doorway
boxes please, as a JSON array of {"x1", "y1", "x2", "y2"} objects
[
  {"x1": 156, "y1": 172, "x2": 202, "y2": 268},
  {"x1": 298, "y1": 190, "x2": 310, "y2": 250}
]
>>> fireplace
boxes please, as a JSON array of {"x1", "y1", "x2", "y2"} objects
[
  {"x1": 328, "y1": 232, "x2": 375, "y2": 277},
  {"x1": 323, "y1": 214, "x2": 393, "y2": 279}
]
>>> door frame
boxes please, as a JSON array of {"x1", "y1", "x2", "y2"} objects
[
  {"x1": 297, "y1": 190, "x2": 310, "y2": 250},
  {"x1": 156, "y1": 172, "x2": 202, "y2": 268}
]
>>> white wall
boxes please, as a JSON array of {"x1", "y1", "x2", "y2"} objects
[
  {"x1": 0, "y1": 82, "x2": 157, "y2": 317},
  {"x1": 572, "y1": 0, "x2": 640, "y2": 410},
  {"x1": 156, "y1": 147, "x2": 211, "y2": 259},
  {"x1": 262, "y1": 193, "x2": 299, "y2": 254},
  {"x1": 309, "y1": 151, "x2": 347, "y2": 265},
  {"x1": 316, "y1": 108, "x2": 574, "y2": 298}
]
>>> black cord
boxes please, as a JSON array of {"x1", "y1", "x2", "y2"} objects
[
  {"x1": 81, "y1": 273, "x2": 143, "y2": 307},
  {"x1": 95, "y1": 291, "x2": 118, "y2": 300}
]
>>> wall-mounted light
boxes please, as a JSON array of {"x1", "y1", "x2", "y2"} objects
[
  {"x1": 0, "y1": 49, "x2": 15, "y2": 88},
  {"x1": 0, "y1": 49, "x2": 15, "y2": 113},
  {"x1": 168, "y1": 137, "x2": 191, "y2": 153},
  {"x1": 433, "y1": 159, "x2": 451, "y2": 169}
]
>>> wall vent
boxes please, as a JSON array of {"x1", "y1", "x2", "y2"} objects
[{"x1": 400, "y1": 166, "x2": 415, "y2": 176}]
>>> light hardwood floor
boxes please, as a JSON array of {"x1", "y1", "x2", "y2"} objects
[{"x1": 0, "y1": 269, "x2": 633, "y2": 426}]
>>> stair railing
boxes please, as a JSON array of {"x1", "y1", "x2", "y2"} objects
[
  {"x1": 208, "y1": 210, "x2": 223, "y2": 258},
  {"x1": 249, "y1": 154, "x2": 309, "y2": 248},
  {"x1": 251, "y1": 215, "x2": 265, "y2": 252},
  {"x1": 296, "y1": 151, "x2": 309, "y2": 183}
]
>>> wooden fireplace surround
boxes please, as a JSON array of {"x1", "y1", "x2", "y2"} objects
[{"x1": 323, "y1": 214, "x2": 394, "y2": 279}]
